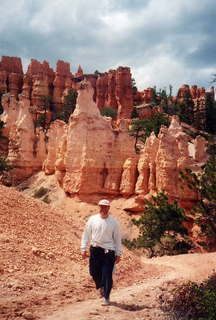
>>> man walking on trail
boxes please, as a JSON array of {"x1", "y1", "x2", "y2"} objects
[{"x1": 81, "y1": 199, "x2": 122, "y2": 306}]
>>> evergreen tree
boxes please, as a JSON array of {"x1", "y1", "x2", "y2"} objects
[
  {"x1": 129, "y1": 113, "x2": 170, "y2": 152},
  {"x1": 0, "y1": 93, "x2": 3, "y2": 114},
  {"x1": 0, "y1": 120, "x2": 4, "y2": 136},
  {"x1": 56, "y1": 89, "x2": 77, "y2": 123},
  {"x1": 36, "y1": 95, "x2": 53, "y2": 132},
  {"x1": 100, "y1": 107, "x2": 117, "y2": 119},
  {"x1": 124, "y1": 192, "x2": 191, "y2": 257},
  {"x1": 180, "y1": 143, "x2": 216, "y2": 243},
  {"x1": 131, "y1": 78, "x2": 138, "y2": 94},
  {"x1": 206, "y1": 92, "x2": 216, "y2": 134},
  {"x1": 0, "y1": 157, "x2": 13, "y2": 172}
]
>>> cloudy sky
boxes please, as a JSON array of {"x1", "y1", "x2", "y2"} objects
[{"x1": 1, "y1": 0, "x2": 216, "y2": 92}]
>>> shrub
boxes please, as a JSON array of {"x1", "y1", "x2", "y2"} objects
[
  {"x1": 129, "y1": 113, "x2": 170, "y2": 152},
  {"x1": 36, "y1": 113, "x2": 47, "y2": 129},
  {"x1": 162, "y1": 272, "x2": 216, "y2": 319},
  {"x1": 180, "y1": 144, "x2": 216, "y2": 245},
  {"x1": 0, "y1": 93, "x2": 3, "y2": 114},
  {"x1": 0, "y1": 157, "x2": 13, "y2": 172},
  {"x1": 0, "y1": 120, "x2": 5, "y2": 136},
  {"x1": 43, "y1": 195, "x2": 51, "y2": 204},
  {"x1": 56, "y1": 89, "x2": 77, "y2": 123},
  {"x1": 123, "y1": 192, "x2": 192, "y2": 257},
  {"x1": 100, "y1": 107, "x2": 117, "y2": 119},
  {"x1": 33, "y1": 187, "x2": 48, "y2": 198}
]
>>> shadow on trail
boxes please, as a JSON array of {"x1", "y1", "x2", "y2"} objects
[{"x1": 110, "y1": 301, "x2": 151, "y2": 311}]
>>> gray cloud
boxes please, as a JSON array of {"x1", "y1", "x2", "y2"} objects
[{"x1": 0, "y1": 0, "x2": 215, "y2": 91}]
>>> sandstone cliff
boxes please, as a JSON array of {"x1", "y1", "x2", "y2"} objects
[
  {"x1": 0, "y1": 56, "x2": 209, "y2": 208},
  {"x1": 0, "y1": 56, "x2": 133, "y2": 120},
  {"x1": 0, "y1": 77, "x2": 208, "y2": 208},
  {"x1": 43, "y1": 80, "x2": 137, "y2": 196}
]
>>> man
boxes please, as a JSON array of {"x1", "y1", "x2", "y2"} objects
[{"x1": 81, "y1": 199, "x2": 122, "y2": 306}]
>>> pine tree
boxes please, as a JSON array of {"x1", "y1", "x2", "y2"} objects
[{"x1": 124, "y1": 192, "x2": 191, "y2": 257}]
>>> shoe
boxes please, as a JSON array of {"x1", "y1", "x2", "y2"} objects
[
  {"x1": 101, "y1": 298, "x2": 110, "y2": 306},
  {"x1": 99, "y1": 287, "x2": 104, "y2": 298}
]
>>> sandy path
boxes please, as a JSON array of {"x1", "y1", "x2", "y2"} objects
[{"x1": 45, "y1": 252, "x2": 216, "y2": 320}]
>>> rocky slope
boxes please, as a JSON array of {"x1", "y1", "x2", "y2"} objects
[
  {"x1": 1, "y1": 184, "x2": 216, "y2": 320},
  {"x1": 0, "y1": 184, "x2": 162, "y2": 320}
]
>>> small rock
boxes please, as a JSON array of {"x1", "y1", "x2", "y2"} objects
[
  {"x1": 32, "y1": 247, "x2": 41, "y2": 256},
  {"x1": 22, "y1": 311, "x2": 35, "y2": 319},
  {"x1": 47, "y1": 252, "x2": 54, "y2": 259}
]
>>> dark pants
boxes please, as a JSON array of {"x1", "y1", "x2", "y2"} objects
[{"x1": 89, "y1": 246, "x2": 116, "y2": 299}]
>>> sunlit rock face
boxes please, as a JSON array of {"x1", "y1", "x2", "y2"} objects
[
  {"x1": 55, "y1": 80, "x2": 136, "y2": 196},
  {"x1": 0, "y1": 56, "x2": 209, "y2": 205},
  {"x1": 134, "y1": 116, "x2": 207, "y2": 209},
  {"x1": 1, "y1": 94, "x2": 46, "y2": 182},
  {"x1": 43, "y1": 120, "x2": 66, "y2": 175}
]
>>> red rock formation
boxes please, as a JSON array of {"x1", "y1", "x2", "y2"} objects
[
  {"x1": 116, "y1": 66, "x2": 133, "y2": 119},
  {"x1": 0, "y1": 71, "x2": 8, "y2": 94},
  {"x1": 0, "y1": 56, "x2": 135, "y2": 120},
  {"x1": 177, "y1": 84, "x2": 192, "y2": 101},
  {"x1": 61, "y1": 77, "x2": 73, "y2": 102},
  {"x1": 190, "y1": 85, "x2": 198, "y2": 99},
  {"x1": 8, "y1": 73, "x2": 23, "y2": 97},
  {"x1": 0, "y1": 56, "x2": 23, "y2": 96},
  {"x1": 1, "y1": 93, "x2": 46, "y2": 182},
  {"x1": 53, "y1": 60, "x2": 73, "y2": 110},
  {"x1": 96, "y1": 73, "x2": 108, "y2": 109},
  {"x1": 31, "y1": 74, "x2": 50, "y2": 107},
  {"x1": 107, "y1": 70, "x2": 118, "y2": 110},
  {"x1": 135, "y1": 132, "x2": 159, "y2": 195},
  {"x1": 134, "y1": 117, "x2": 202, "y2": 208},
  {"x1": 56, "y1": 60, "x2": 72, "y2": 77},
  {"x1": 0, "y1": 56, "x2": 23, "y2": 74},
  {"x1": 120, "y1": 157, "x2": 138, "y2": 196},
  {"x1": 43, "y1": 120, "x2": 66, "y2": 175},
  {"x1": 22, "y1": 74, "x2": 32, "y2": 99},
  {"x1": 75, "y1": 65, "x2": 83, "y2": 78},
  {"x1": 26, "y1": 59, "x2": 55, "y2": 107},
  {"x1": 142, "y1": 88, "x2": 155, "y2": 104},
  {"x1": 95, "y1": 67, "x2": 133, "y2": 118},
  {"x1": 197, "y1": 87, "x2": 206, "y2": 98},
  {"x1": 48, "y1": 79, "x2": 136, "y2": 196},
  {"x1": 0, "y1": 76, "x2": 208, "y2": 207}
]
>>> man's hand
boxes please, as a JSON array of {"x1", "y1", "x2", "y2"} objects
[
  {"x1": 81, "y1": 250, "x2": 88, "y2": 259},
  {"x1": 115, "y1": 256, "x2": 121, "y2": 264}
]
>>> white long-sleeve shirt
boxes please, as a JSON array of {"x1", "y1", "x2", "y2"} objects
[{"x1": 81, "y1": 214, "x2": 122, "y2": 256}]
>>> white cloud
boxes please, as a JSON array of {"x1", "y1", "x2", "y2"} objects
[
  {"x1": 132, "y1": 54, "x2": 214, "y2": 93},
  {"x1": 0, "y1": 0, "x2": 215, "y2": 92}
]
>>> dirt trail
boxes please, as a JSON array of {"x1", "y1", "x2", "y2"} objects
[{"x1": 45, "y1": 252, "x2": 216, "y2": 320}]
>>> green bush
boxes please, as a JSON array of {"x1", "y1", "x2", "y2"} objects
[
  {"x1": 36, "y1": 113, "x2": 47, "y2": 129},
  {"x1": 0, "y1": 157, "x2": 13, "y2": 172},
  {"x1": 100, "y1": 107, "x2": 117, "y2": 119},
  {"x1": 180, "y1": 145, "x2": 216, "y2": 244},
  {"x1": 129, "y1": 113, "x2": 170, "y2": 152},
  {"x1": 163, "y1": 272, "x2": 216, "y2": 319},
  {"x1": 33, "y1": 187, "x2": 49, "y2": 198},
  {"x1": 43, "y1": 195, "x2": 51, "y2": 204},
  {"x1": 0, "y1": 120, "x2": 4, "y2": 137},
  {"x1": 123, "y1": 192, "x2": 192, "y2": 257},
  {"x1": 56, "y1": 89, "x2": 77, "y2": 123},
  {"x1": 0, "y1": 93, "x2": 3, "y2": 114}
]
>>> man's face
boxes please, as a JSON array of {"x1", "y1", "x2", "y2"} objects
[{"x1": 99, "y1": 205, "x2": 110, "y2": 219}]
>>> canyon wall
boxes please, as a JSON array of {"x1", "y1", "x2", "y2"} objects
[
  {"x1": 0, "y1": 56, "x2": 133, "y2": 119},
  {"x1": 0, "y1": 78, "x2": 208, "y2": 210}
]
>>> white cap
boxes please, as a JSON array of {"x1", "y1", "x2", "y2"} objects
[{"x1": 98, "y1": 199, "x2": 110, "y2": 206}]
